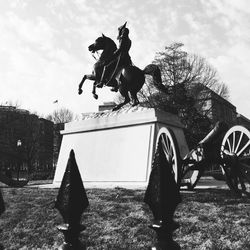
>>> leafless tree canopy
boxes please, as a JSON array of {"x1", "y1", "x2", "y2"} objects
[
  {"x1": 46, "y1": 108, "x2": 74, "y2": 124},
  {"x1": 138, "y1": 43, "x2": 230, "y2": 147},
  {"x1": 139, "y1": 42, "x2": 229, "y2": 103}
]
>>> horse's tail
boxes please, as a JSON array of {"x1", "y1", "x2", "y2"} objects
[{"x1": 143, "y1": 64, "x2": 167, "y2": 93}]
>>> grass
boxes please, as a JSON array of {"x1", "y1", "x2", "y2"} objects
[{"x1": 0, "y1": 186, "x2": 249, "y2": 249}]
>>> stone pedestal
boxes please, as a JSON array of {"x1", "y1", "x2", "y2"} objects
[{"x1": 53, "y1": 107, "x2": 189, "y2": 188}]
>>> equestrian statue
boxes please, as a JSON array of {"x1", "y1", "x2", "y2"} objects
[{"x1": 78, "y1": 22, "x2": 167, "y2": 111}]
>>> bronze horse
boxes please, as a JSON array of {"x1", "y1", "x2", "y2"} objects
[{"x1": 78, "y1": 34, "x2": 166, "y2": 111}]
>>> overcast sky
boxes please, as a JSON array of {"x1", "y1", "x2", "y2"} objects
[{"x1": 0, "y1": 0, "x2": 250, "y2": 118}]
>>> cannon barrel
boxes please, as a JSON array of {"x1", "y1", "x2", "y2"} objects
[
  {"x1": 199, "y1": 121, "x2": 229, "y2": 146},
  {"x1": 199, "y1": 121, "x2": 229, "y2": 162}
]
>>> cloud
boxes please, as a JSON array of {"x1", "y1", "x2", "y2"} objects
[
  {"x1": 1, "y1": 0, "x2": 250, "y2": 119},
  {"x1": 183, "y1": 13, "x2": 201, "y2": 31},
  {"x1": 198, "y1": 0, "x2": 250, "y2": 116},
  {"x1": 5, "y1": 12, "x2": 55, "y2": 51},
  {"x1": 0, "y1": 6, "x2": 96, "y2": 115},
  {"x1": 202, "y1": 0, "x2": 250, "y2": 42},
  {"x1": 10, "y1": 0, "x2": 27, "y2": 9},
  {"x1": 209, "y1": 40, "x2": 250, "y2": 117}
]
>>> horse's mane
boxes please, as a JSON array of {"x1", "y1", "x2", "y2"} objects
[{"x1": 104, "y1": 36, "x2": 117, "y2": 51}]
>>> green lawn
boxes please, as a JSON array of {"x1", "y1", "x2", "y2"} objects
[{"x1": 0, "y1": 186, "x2": 249, "y2": 250}]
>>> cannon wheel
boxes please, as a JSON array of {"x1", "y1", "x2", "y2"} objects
[
  {"x1": 156, "y1": 127, "x2": 181, "y2": 185},
  {"x1": 181, "y1": 145, "x2": 204, "y2": 190},
  {"x1": 221, "y1": 125, "x2": 250, "y2": 196}
]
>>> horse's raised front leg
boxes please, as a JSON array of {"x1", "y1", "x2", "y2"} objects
[{"x1": 78, "y1": 74, "x2": 95, "y2": 95}]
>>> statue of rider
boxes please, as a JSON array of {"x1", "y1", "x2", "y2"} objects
[{"x1": 97, "y1": 22, "x2": 132, "y2": 92}]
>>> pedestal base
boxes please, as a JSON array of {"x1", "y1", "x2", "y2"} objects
[{"x1": 53, "y1": 107, "x2": 189, "y2": 187}]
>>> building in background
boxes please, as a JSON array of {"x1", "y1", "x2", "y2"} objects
[
  {"x1": 37, "y1": 118, "x2": 54, "y2": 171},
  {"x1": 197, "y1": 88, "x2": 237, "y2": 126},
  {"x1": 0, "y1": 106, "x2": 54, "y2": 177},
  {"x1": 0, "y1": 106, "x2": 30, "y2": 171}
]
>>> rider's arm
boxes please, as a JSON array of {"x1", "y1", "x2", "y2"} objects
[{"x1": 112, "y1": 39, "x2": 123, "y2": 57}]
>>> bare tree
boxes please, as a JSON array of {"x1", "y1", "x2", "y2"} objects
[
  {"x1": 140, "y1": 43, "x2": 229, "y2": 101},
  {"x1": 46, "y1": 108, "x2": 74, "y2": 124},
  {"x1": 138, "y1": 43, "x2": 230, "y2": 147}
]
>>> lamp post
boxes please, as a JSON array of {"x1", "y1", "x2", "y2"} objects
[{"x1": 16, "y1": 139, "x2": 22, "y2": 181}]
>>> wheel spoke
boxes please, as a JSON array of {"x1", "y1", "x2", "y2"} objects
[
  {"x1": 169, "y1": 145, "x2": 173, "y2": 158},
  {"x1": 166, "y1": 137, "x2": 170, "y2": 153},
  {"x1": 236, "y1": 140, "x2": 250, "y2": 157},
  {"x1": 226, "y1": 138, "x2": 232, "y2": 153},
  {"x1": 161, "y1": 136, "x2": 169, "y2": 155},
  {"x1": 162, "y1": 135, "x2": 173, "y2": 164},
  {"x1": 234, "y1": 131, "x2": 243, "y2": 153},
  {"x1": 232, "y1": 131, "x2": 236, "y2": 152}
]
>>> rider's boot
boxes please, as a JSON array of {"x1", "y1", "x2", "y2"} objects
[
  {"x1": 111, "y1": 83, "x2": 119, "y2": 92},
  {"x1": 111, "y1": 87, "x2": 118, "y2": 92},
  {"x1": 110, "y1": 74, "x2": 120, "y2": 92},
  {"x1": 96, "y1": 82, "x2": 104, "y2": 88}
]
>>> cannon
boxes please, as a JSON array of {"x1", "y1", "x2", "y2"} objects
[{"x1": 155, "y1": 121, "x2": 250, "y2": 196}]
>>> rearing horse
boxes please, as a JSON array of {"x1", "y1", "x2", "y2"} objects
[{"x1": 78, "y1": 34, "x2": 167, "y2": 111}]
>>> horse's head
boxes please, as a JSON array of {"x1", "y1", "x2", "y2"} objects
[
  {"x1": 88, "y1": 34, "x2": 117, "y2": 56},
  {"x1": 88, "y1": 34, "x2": 108, "y2": 53}
]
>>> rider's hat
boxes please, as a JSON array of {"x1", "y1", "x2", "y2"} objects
[
  {"x1": 118, "y1": 21, "x2": 127, "y2": 32},
  {"x1": 117, "y1": 22, "x2": 128, "y2": 39}
]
